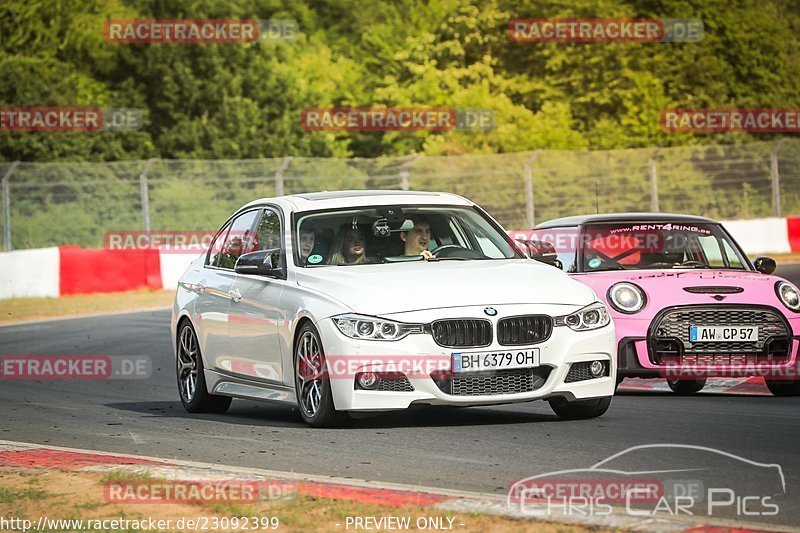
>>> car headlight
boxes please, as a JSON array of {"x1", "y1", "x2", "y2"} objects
[
  {"x1": 776, "y1": 281, "x2": 800, "y2": 312},
  {"x1": 332, "y1": 314, "x2": 423, "y2": 341},
  {"x1": 607, "y1": 282, "x2": 646, "y2": 314},
  {"x1": 554, "y1": 302, "x2": 611, "y2": 331}
]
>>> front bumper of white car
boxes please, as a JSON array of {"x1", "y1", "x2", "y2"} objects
[{"x1": 315, "y1": 304, "x2": 616, "y2": 412}]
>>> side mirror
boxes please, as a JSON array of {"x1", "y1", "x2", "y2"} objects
[
  {"x1": 753, "y1": 256, "x2": 776, "y2": 275},
  {"x1": 514, "y1": 238, "x2": 532, "y2": 258},
  {"x1": 235, "y1": 249, "x2": 285, "y2": 278},
  {"x1": 516, "y1": 239, "x2": 563, "y2": 269}
]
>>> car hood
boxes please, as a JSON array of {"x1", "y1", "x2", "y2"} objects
[
  {"x1": 296, "y1": 260, "x2": 597, "y2": 315},
  {"x1": 575, "y1": 269, "x2": 791, "y2": 320}
]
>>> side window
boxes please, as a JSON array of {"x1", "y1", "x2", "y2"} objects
[
  {"x1": 208, "y1": 222, "x2": 232, "y2": 267},
  {"x1": 697, "y1": 235, "x2": 724, "y2": 267},
  {"x1": 214, "y1": 210, "x2": 261, "y2": 270},
  {"x1": 255, "y1": 209, "x2": 283, "y2": 251},
  {"x1": 721, "y1": 239, "x2": 745, "y2": 269}
]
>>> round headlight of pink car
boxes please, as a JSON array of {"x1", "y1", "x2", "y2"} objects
[
  {"x1": 777, "y1": 281, "x2": 800, "y2": 311},
  {"x1": 608, "y1": 282, "x2": 646, "y2": 314}
]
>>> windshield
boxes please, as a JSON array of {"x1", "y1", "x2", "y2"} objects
[
  {"x1": 578, "y1": 222, "x2": 749, "y2": 272},
  {"x1": 294, "y1": 205, "x2": 522, "y2": 266}
]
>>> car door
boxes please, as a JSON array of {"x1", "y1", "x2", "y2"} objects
[
  {"x1": 225, "y1": 207, "x2": 287, "y2": 384},
  {"x1": 197, "y1": 209, "x2": 261, "y2": 372}
]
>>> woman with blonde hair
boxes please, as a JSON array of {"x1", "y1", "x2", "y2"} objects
[{"x1": 328, "y1": 225, "x2": 371, "y2": 265}]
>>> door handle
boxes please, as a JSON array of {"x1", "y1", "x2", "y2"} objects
[
  {"x1": 229, "y1": 288, "x2": 242, "y2": 303},
  {"x1": 197, "y1": 280, "x2": 207, "y2": 293}
]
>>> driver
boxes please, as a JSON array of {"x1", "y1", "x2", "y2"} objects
[{"x1": 400, "y1": 215, "x2": 433, "y2": 259}]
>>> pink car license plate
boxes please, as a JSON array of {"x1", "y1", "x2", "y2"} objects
[{"x1": 690, "y1": 325, "x2": 758, "y2": 342}]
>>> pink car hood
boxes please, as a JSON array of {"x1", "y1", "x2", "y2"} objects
[{"x1": 574, "y1": 269, "x2": 793, "y2": 321}]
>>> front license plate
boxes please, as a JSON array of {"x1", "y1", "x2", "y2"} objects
[
  {"x1": 452, "y1": 348, "x2": 540, "y2": 374},
  {"x1": 689, "y1": 325, "x2": 758, "y2": 342}
]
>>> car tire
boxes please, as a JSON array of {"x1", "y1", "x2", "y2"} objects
[
  {"x1": 615, "y1": 376, "x2": 624, "y2": 393},
  {"x1": 177, "y1": 322, "x2": 232, "y2": 414},
  {"x1": 294, "y1": 322, "x2": 347, "y2": 428},
  {"x1": 666, "y1": 378, "x2": 706, "y2": 395},
  {"x1": 765, "y1": 380, "x2": 800, "y2": 397},
  {"x1": 549, "y1": 396, "x2": 612, "y2": 420}
]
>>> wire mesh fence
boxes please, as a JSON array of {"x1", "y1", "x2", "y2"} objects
[{"x1": 2, "y1": 140, "x2": 799, "y2": 251}]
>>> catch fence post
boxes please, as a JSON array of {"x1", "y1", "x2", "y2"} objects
[
  {"x1": 139, "y1": 159, "x2": 155, "y2": 233},
  {"x1": 2, "y1": 161, "x2": 20, "y2": 252},
  {"x1": 398, "y1": 154, "x2": 416, "y2": 191},
  {"x1": 771, "y1": 140, "x2": 786, "y2": 217},
  {"x1": 649, "y1": 154, "x2": 659, "y2": 212},
  {"x1": 524, "y1": 151, "x2": 540, "y2": 228},
  {"x1": 275, "y1": 157, "x2": 292, "y2": 196}
]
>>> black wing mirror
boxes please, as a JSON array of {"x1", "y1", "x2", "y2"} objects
[
  {"x1": 753, "y1": 256, "x2": 776, "y2": 275},
  {"x1": 516, "y1": 239, "x2": 563, "y2": 269},
  {"x1": 235, "y1": 248, "x2": 285, "y2": 278}
]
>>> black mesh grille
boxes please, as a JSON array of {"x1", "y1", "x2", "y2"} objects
[
  {"x1": 374, "y1": 375, "x2": 414, "y2": 392},
  {"x1": 431, "y1": 319, "x2": 492, "y2": 348},
  {"x1": 649, "y1": 305, "x2": 791, "y2": 365},
  {"x1": 432, "y1": 368, "x2": 550, "y2": 396},
  {"x1": 565, "y1": 361, "x2": 609, "y2": 383},
  {"x1": 497, "y1": 315, "x2": 553, "y2": 345},
  {"x1": 355, "y1": 373, "x2": 415, "y2": 392}
]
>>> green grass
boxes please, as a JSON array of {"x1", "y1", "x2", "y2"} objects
[
  {"x1": 0, "y1": 486, "x2": 51, "y2": 503},
  {"x1": 0, "y1": 289, "x2": 175, "y2": 324},
  {"x1": 99, "y1": 469, "x2": 159, "y2": 484}
]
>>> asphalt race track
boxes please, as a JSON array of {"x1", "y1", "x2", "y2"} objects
[{"x1": 1, "y1": 262, "x2": 799, "y2": 528}]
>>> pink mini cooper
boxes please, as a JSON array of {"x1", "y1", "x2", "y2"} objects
[{"x1": 525, "y1": 214, "x2": 800, "y2": 396}]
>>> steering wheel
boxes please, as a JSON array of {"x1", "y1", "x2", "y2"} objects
[
  {"x1": 680, "y1": 260, "x2": 706, "y2": 267},
  {"x1": 431, "y1": 245, "x2": 486, "y2": 259}
]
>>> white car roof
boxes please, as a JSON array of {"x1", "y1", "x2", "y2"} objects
[{"x1": 240, "y1": 190, "x2": 473, "y2": 213}]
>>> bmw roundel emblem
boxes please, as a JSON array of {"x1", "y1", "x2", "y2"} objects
[{"x1": 484, "y1": 307, "x2": 497, "y2": 316}]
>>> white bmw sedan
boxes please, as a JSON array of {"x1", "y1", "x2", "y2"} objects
[{"x1": 171, "y1": 191, "x2": 616, "y2": 427}]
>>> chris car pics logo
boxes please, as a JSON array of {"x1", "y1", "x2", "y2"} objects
[{"x1": 508, "y1": 444, "x2": 784, "y2": 519}]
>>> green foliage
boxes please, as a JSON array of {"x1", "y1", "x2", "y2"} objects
[
  {"x1": 2, "y1": 0, "x2": 799, "y2": 248},
  {"x1": 2, "y1": 0, "x2": 798, "y2": 161}
]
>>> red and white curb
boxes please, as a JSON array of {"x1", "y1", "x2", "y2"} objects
[
  {"x1": 0, "y1": 440, "x2": 792, "y2": 532},
  {"x1": 619, "y1": 377, "x2": 771, "y2": 396}
]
